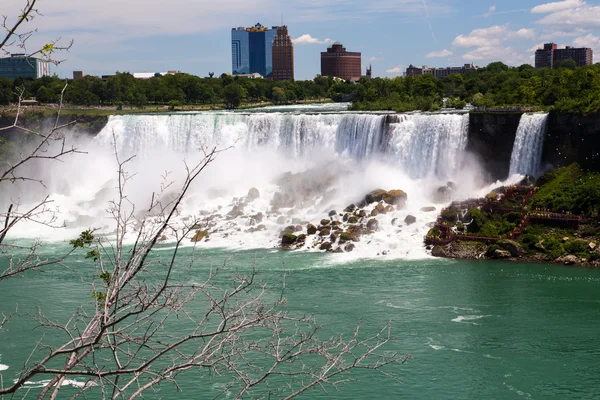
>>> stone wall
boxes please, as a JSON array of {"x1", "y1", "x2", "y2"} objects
[
  {"x1": 542, "y1": 112, "x2": 600, "y2": 171},
  {"x1": 466, "y1": 112, "x2": 522, "y2": 182}
]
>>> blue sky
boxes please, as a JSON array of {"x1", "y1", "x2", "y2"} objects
[{"x1": 4, "y1": 0, "x2": 600, "y2": 80}]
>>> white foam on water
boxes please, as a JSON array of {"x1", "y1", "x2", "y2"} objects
[
  {"x1": 452, "y1": 315, "x2": 492, "y2": 325},
  {"x1": 0, "y1": 363, "x2": 8, "y2": 371}
]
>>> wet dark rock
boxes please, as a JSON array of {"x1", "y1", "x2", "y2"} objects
[
  {"x1": 282, "y1": 225, "x2": 296, "y2": 235},
  {"x1": 371, "y1": 209, "x2": 379, "y2": 217},
  {"x1": 320, "y1": 242, "x2": 332, "y2": 251},
  {"x1": 227, "y1": 205, "x2": 245, "y2": 219},
  {"x1": 307, "y1": 224, "x2": 318, "y2": 235},
  {"x1": 404, "y1": 215, "x2": 417, "y2": 225},
  {"x1": 320, "y1": 219, "x2": 331, "y2": 226},
  {"x1": 494, "y1": 249, "x2": 512, "y2": 259},
  {"x1": 344, "y1": 243, "x2": 356, "y2": 252},
  {"x1": 344, "y1": 204, "x2": 357, "y2": 213},
  {"x1": 339, "y1": 231, "x2": 360, "y2": 243},
  {"x1": 281, "y1": 234, "x2": 298, "y2": 246},
  {"x1": 367, "y1": 218, "x2": 379, "y2": 231},
  {"x1": 191, "y1": 230, "x2": 209, "y2": 243},
  {"x1": 247, "y1": 187, "x2": 260, "y2": 202},
  {"x1": 383, "y1": 190, "x2": 407, "y2": 206},
  {"x1": 328, "y1": 210, "x2": 337, "y2": 217},
  {"x1": 365, "y1": 189, "x2": 387, "y2": 204},
  {"x1": 421, "y1": 207, "x2": 437, "y2": 212},
  {"x1": 497, "y1": 239, "x2": 522, "y2": 257},
  {"x1": 319, "y1": 227, "x2": 332, "y2": 236}
]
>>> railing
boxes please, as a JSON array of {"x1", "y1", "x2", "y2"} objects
[{"x1": 473, "y1": 106, "x2": 538, "y2": 113}]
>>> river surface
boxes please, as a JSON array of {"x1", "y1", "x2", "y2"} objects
[{"x1": 1, "y1": 244, "x2": 600, "y2": 399}]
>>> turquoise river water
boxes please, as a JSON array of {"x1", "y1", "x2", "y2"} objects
[{"x1": 1, "y1": 244, "x2": 600, "y2": 399}]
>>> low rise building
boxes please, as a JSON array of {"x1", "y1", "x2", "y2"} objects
[
  {"x1": 321, "y1": 42, "x2": 362, "y2": 81},
  {"x1": 0, "y1": 54, "x2": 50, "y2": 80},
  {"x1": 404, "y1": 63, "x2": 477, "y2": 78}
]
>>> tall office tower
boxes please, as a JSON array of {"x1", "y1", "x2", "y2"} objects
[
  {"x1": 231, "y1": 23, "x2": 277, "y2": 78},
  {"x1": 271, "y1": 26, "x2": 294, "y2": 81}
]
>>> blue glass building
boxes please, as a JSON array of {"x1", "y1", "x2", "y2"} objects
[
  {"x1": 0, "y1": 54, "x2": 50, "y2": 80},
  {"x1": 231, "y1": 23, "x2": 277, "y2": 78}
]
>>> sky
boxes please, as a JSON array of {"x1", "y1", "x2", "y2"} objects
[{"x1": 3, "y1": 0, "x2": 600, "y2": 80}]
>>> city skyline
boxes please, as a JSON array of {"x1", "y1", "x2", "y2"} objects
[{"x1": 3, "y1": 0, "x2": 600, "y2": 80}]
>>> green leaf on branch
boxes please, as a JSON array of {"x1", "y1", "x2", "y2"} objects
[{"x1": 69, "y1": 230, "x2": 94, "y2": 248}]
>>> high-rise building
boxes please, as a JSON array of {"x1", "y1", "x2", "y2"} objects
[
  {"x1": 231, "y1": 23, "x2": 277, "y2": 78},
  {"x1": 535, "y1": 43, "x2": 592, "y2": 68},
  {"x1": 0, "y1": 54, "x2": 50, "y2": 80},
  {"x1": 272, "y1": 26, "x2": 294, "y2": 81},
  {"x1": 554, "y1": 46, "x2": 593, "y2": 66},
  {"x1": 320, "y1": 42, "x2": 361, "y2": 81},
  {"x1": 535, "y1": 43, "x2": 557, "y2": 68},
  {"x1": 73, "y1": 71, "x2": 85, "y2": 80}
]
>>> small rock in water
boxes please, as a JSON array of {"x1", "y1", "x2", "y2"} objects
[
  {"x1": 191, "y1": 230, "x2": 209, "y2": 243},
  {"x1": 277, "y1": 216, "x2": 287, "y2": 225},
  {"x1": 404, "y1": 215, "x2": 417, "y2": 226},
  {"x1": 320, "y1": 242, "x2": 332, "y2": 251},
  {"x1": 247, "y1": 188, "x2": 260, "y2": 202},
  {"x1": 367, "y1": 218, "x2": 379, "y2": 231}
]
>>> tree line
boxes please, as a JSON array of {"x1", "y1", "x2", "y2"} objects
[
  {"x1": 0, "y1": 73, "x2": 337, "y2": 108},
  {"x1": 349, "y1": 60, "x2": 600, "y2": 114},
  {"x1": 1, "y1": 60, "x2": 600, "y2": 113}
]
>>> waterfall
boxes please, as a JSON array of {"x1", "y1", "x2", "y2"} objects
[
  {"x1": 96, "y1": 112, "x2": 469, "y2": 178},
  {"x1": 10, "y1": 107, "x2": 477, "y2": 260},
  {"x1": 387, "y1": 113, "x2": 469, "y2": 179},
  {"x1": 509, "y1": 113, "x2": 548, "y2": 177}
]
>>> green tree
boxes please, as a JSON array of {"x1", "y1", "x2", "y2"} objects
[{"x1": 223, "y1": 83, "x2": 247, "y2": 108}]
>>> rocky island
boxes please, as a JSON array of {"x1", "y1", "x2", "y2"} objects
[{"x1": 427, "y1": 164, "x2": 600, "y2": 267}]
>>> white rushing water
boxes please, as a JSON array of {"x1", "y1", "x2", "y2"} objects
[
  {"x1": 509, "y1": 113, "x2": 548, "y2": 177},
  {"x1": 5, "y1": 106, "x2": 492, "y2": 260}
]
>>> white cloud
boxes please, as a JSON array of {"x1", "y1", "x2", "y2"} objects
[
  {"x1": 293, "y1": 34, "x2": 334, "y2": 45},
  {"x1": 527, "y1": 43, "x2": 545, "y2": 52},
  {"x1": 425, "y1": 49, "x2": 453, "y2": 58},
  {"x1": 484, "y1": 5, "x2": 497, "y2": 17},
  {"x1": 539, "y1": 28, "x2": 588, "y2": 40},
  {"x1": 462, "y1": 46, "x2": 530, "y2": 65},
  {"x1": 535, "y1": 5, "x2": 600, "y2": 30},
  {"x1": 573, "y1": 33, "x2": 600, "y2": 51},
  {"x1": 453, "y1": 25, "x2": 535, "y2": 48},
  {"x1": 386, "y1": 66, "x2": 403, "y2": 74},
  {"x1": 531, "y1": 0, "x2": 586, "y2": 14}
]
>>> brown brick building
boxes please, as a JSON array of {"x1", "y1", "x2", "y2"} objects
[
  {"x1": 320, "y1": 42, "x2": 361, "y2": 81},
  {"x1": 272, "y1": 26, "x2": 294, "y2": 81},
  {"x1": 535, "y1": 43, "x2": 593, "y2": 68}
]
